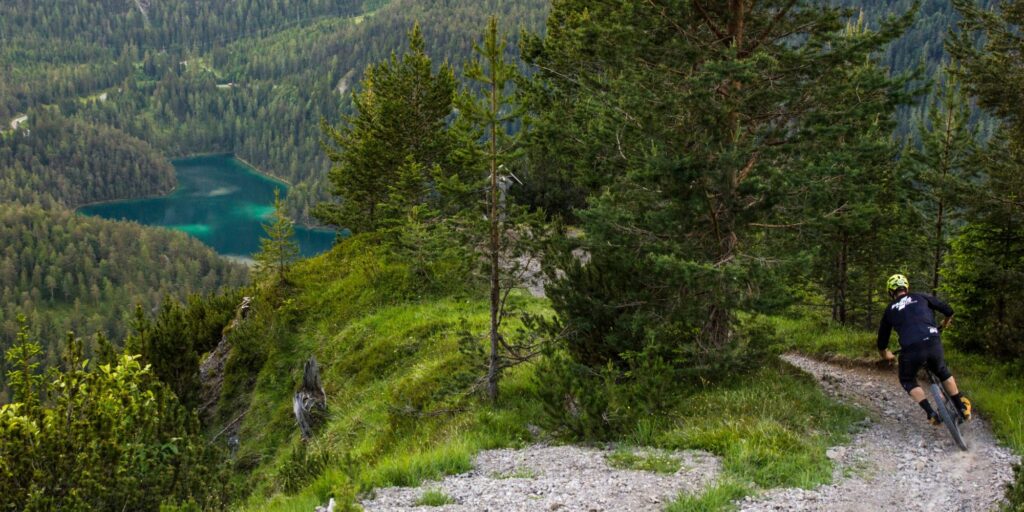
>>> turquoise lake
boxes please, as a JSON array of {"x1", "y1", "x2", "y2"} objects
[{"x1": 79, "y1": 154, "x2": 336, "y2": 258}]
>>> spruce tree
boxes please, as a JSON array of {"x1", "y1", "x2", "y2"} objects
[
  {"x1": 527, "y1": 1, "x2": 914, "y2": 370},
  {"x1": 315, "y1": 24, "x2": 458, "y2": 233},
  {"x1": 944, "y1": 0, "x2": 1024, "y2": 356},
  {"x1": 256, "y1": 189, "x2": 300, "y2": 285},
  {"x1": 767, "y1": 18, "x2": 915, "y2": 326},
  {"x1": 907, "y1": 70, "x2": 979, "y2": 293}
]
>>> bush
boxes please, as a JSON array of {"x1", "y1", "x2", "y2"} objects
[
  {"x1": 0, "y1": 327, "x2": 231, "y2": 511},
  {"x1": 533, "y1": 310, "x2": 776, "y2": 441},
  {"x1": 534, "y1": 351, "x2": 693, "y2": 441}
]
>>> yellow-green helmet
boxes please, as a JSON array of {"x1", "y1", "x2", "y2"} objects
[{"x1": 887, "y1": 273, "x2": 909, "y2": 292}]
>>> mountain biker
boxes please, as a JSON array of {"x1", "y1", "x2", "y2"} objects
[{"x1": 877, "y1": 274, "x2": 971, "y2": 425}]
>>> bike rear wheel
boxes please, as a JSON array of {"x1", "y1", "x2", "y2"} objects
[{"x1": 929, "y1": 380, "x2": 968, "y2": 451}]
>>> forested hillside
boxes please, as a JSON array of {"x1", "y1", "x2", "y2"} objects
[
  {"x1": 844, "y1": 0, "x2": 1000, "y2": 138},
  {"x1": 0, "y1": 109, "x2": 246, "y2": 392},
  {"x1": 4, "y1": 0, "x2": 548, "y2": 221},
  {"x1": 0, "y1": 203, "x2": 247, "y2": 341},
  {"x1": 0, "y1": 109, "x2": 175, "y2": 207},
  {"x1": 0, "y1": 0, "x2": 367, "y2": 119},
  {"x1": 0, "y1": 0, "x2": 547, "y2": 390},
  {"x1": 85, "y1": 0, "x2": 548, "y2": 221}
]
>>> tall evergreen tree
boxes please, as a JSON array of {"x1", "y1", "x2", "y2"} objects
[
  {"x1": 944, "y1": 0, "x2": 1024, "y2": 357},
  {"x1": 762, "y1": 18, "x2": 916, "y2": 326},
  {"x1": 315, "y1": 24, "x2": 458, "y2": 233},
  {"x1": 527, "y1": 1, "x2": 914, "y2": 371},
  {"x1": 454, "y1": 16, "x2": 535, "y2": 402},
  {"x1": 907, "y1": 70, "x2": 979, "y2": 294}
]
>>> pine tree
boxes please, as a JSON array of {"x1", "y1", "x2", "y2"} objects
[
  {"x1": 944, "y1": 0, "x2": 1024, "y2": 357},
  {"x1": 455, "y1": 16, "x2": 543, "y2": 402},
  {"x1": 767, "y1": 18, "x2": 915, "y2": 326},
  {"x1": 256, "y1": 189, "x2": 300, "y2": 285}
]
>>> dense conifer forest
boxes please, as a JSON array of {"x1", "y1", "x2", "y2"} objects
[{"x1": 0, "y1": 110, "x2": 175, "y2": 207}]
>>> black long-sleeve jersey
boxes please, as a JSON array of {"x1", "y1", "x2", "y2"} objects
[{"x1": 877, "y1": 292, "x2": 955, "y2": 351}]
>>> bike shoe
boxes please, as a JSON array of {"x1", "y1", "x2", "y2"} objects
[
  {"x1": 959, "y1": 397, "x2": 972, "y2": 421},
  {"x1": 928, "y1": 412, "x2": 943, "y2": 426}
]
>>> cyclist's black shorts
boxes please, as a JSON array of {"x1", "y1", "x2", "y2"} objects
[{"x1": 898, "y1": 337, "x2": 953, "y2": 392}]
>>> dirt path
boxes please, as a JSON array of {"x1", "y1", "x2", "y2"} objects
[
  {"x1": 739, "y1": 354, "x2": 1019, "y2": 511},
  {"x1": 9, "y1": 114, "x2": 27, "y2": 131}
]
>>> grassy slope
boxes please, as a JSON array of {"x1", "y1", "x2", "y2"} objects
[
  {"x1": 223, "y1": 242, "x2": 866, "y2": 511},
  {"x1": 227, "y1": 240, "x2": 544, "y2": 510}
]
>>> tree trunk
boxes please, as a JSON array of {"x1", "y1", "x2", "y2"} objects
[
  {"x1": 727, "y1": 0, "x2": 746, "y2": 49},
  {"x1": 934, "y1": 105, "x2": 954, "y2": 294},
  {"x1": 865, "y1": 284, "x2": 874, "y2": 330},
  {"x1": 487, "y1": 48, "x2": 501, "y2": 404},
  {"x1": 933, "y1": 197, "x2": 944, "y2": 294},
  {"x1": 834, "y1": 233, "x2": 848, "y2": 324},
  {"x1": 697, "y1": 0, "x2": 748, "y2": 350}
]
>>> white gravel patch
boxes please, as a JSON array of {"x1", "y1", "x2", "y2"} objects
[{"x1": 361, "y1": 445, "x2": 721, "y2": 511}]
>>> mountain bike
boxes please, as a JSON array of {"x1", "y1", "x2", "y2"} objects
[
  {"x1": 926, "y1": 364, "x2": 968, "y2": 451},
  {"x1": 891, "y1": 349, "x2": 969, "y2": 451}
]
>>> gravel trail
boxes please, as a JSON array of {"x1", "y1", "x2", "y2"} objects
[
  {"x1": 358, "y1": 354, "x2": 1017, "y2": 512},
  {"x1": 739, "y1": 353, "x2": 1019, "y2": 512},
  {"x1": 361, "y1": 445, "x2": 720, "y2": 511}
]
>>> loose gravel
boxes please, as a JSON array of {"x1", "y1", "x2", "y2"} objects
[
  {"x1": 361, "y1": 445, "x2": 721, "y2": 511},
  {"x1": 739, "y1": 354, "x2": 1019, "y2": 512}
]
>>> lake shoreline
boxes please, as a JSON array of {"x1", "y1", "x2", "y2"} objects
[
  {"x1": 73, "y1": 184, "x2": 179, "y2": 210},
  {"x1": 79, "y1": 154, "x2": 337, "y2": 258},
  {"x1": 174, "y1": 152, "x2": 293, "y2": 187}
]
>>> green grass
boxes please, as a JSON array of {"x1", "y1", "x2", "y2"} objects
[
  {"x1": 414, "y1": 489, "x2": 455, "y2": 506},
  {"x1": 945, "y1": 352, "x2": 1024, "y2": 452},
  {"x1": 225, "y1": 242, "x2": 871, "y2": 511},
  {"x1": 605, "y1": 448, "x2": 683, "y2": 474},
  {"x1": 768, "y1": 312, "x2": 876, "y2": 361},
  {"x1": 227, "y1": 240, "x2": 546, "y2": 511},
  {"x1": 655, "y1": 360, "x2": 862, "y2": 490},
  {"x1": 666, "y1": 479, "x2": 752, "y2": 512}
]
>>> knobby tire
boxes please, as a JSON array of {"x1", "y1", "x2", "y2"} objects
[{"x1": 930, "y1": 379, "x2": 968, "y2": 451}]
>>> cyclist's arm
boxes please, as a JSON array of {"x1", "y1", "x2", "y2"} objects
[
  {"x1": 877, "y1": 312, "x2": 894, "y2": 360},
  {"x1": 925, "y1": 294, "x2": 955, "y2": 328}
]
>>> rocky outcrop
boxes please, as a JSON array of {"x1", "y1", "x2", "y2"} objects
[{"x1": 199, "y1": 296, "x2": 252, "y2": 424}]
